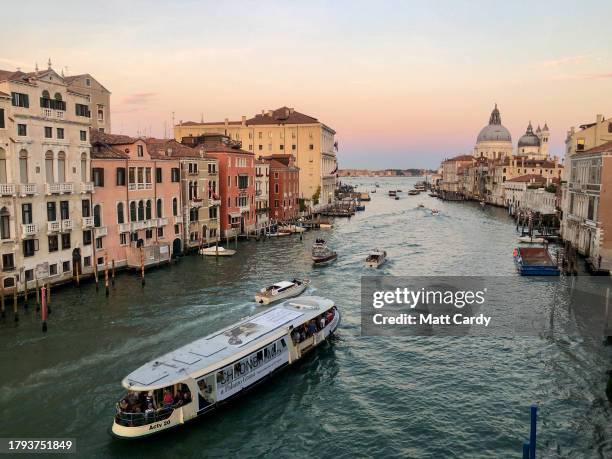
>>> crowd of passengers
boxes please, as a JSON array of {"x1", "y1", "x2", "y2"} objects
[
  {"x1": 117, "y1": 385, "x2": 192, "y2": 416},
  {"x1": 291, "y1": 307, "x2": 336, "y2": 344}
]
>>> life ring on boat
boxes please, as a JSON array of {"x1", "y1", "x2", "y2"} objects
[{"x1": 513, "y1": 248, "x2": 518, "y2": 257}]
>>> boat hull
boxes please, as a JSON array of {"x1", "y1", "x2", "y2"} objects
[
  {"x1": 110, "y1": 309, "x2": 341, "y2": 439},
  {"x1": 312, "y1": 253, "x2": 337, "y2": 266}
]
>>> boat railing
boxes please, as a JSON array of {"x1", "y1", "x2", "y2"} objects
[{"x1": 114, "y1": 406, "x2": 174, "y2": 427}]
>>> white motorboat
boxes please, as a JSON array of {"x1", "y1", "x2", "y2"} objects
[
  {"x1": 319, "y1": 223, "x2": 332, "y2": 229},
  {"x1": 312, "y1": 238, "x2": 337, "y2": 265},
  {"x1": 199, "y1": 246, "x2": 236, "y2": 256},
  {"x1": 111, "y1": 297, "x2": 340, "y2": 439},
  {"x1": 365, "y1": 249, "x2": 387, "y2": 268},
  {"x1": 518, "y1": 235, "x2": 545, "y2": 244},
  {"x1": 255, "y1": 279, "x2": 310, "y2": 305},
  {"x1": 279, "y1": 225, "x2": 305, "y2": 234},
  {"x1": 431, "y1": 209, "x2": 440, "y2": 216}
]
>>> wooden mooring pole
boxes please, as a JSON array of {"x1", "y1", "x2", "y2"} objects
[
  {"x1": 111, "y1": 259, "x2": 116, "y2": 287},
  {"x1": 35, "y1": 279, "x2": 40, "y2": 312},
  {"x1": 13, "y1": 285, "x2": 18, "y2": 322},
  {"x1": 140, "y1": 247, "x2": 145, "y2": 287},
  {"x1": 104, "y1": 257, "x2": 109, "y2": 297},
  {"x1": 0, "y1": 281, "x2": 5, "y2": 319},
  {"x1": 41, "y1": 286, "x2": 47, "y2": 333}
]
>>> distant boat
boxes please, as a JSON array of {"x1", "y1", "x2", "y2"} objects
[
  {"x1": 255, "y1": 279, "x2": 310, "y2": 305},
  {"x1": 408, "y1": 190, "x2": 419, "y2": 195},
  {"x1": 431, "y1": 209, "x2": 440, "y2": 216},
  {"x1": 200, "y1": 246, "x2": 236, "y2": 256},
  {"x1": 514, "y1": 247, "x2": 559, "y2": 276},
  {"x1": 388, "y1": 190, "x2": 397, "y2": 197},
  {"x1": 312, "y1": 239, "x2": 337, "y2": 266},
  {"x1": 417, "y1": 203, "x2": 425, "y2": 208},
  {"x1": 365, "y1": 249, "x2": 387, "y2": 268},
  {"x1": 375, "y1": 183, "x2": 380, "y2": 188},
  {"x1": 518, "y1": 235, "x2": 545, "y2": 244}
]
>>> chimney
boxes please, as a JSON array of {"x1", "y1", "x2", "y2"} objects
[
  {"x1": 267, "y1": 110, "x2": 273, "y2": 117},
  {"x1": 224, "y1": 118, "x2": 229, "y2": 127},
  {"x1": 289, "y1": 107, "x2": 294, "y2": 114},
  {"x1": 241, "y1": 115, "x2": 246, "y2": 126},
  {"x1": 596, "y1": 114, "x2": 604, "y2": 123},
  {"x1": 261, "y1": 110, "x2": 265, "y2": 116}
]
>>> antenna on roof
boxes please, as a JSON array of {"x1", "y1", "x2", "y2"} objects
[
  {"x1": 47, "y1": 58, "x2": 52, "y2": 70},
  {"x1": 200, "y1": 113, "x2": 204, "y2": 123}
]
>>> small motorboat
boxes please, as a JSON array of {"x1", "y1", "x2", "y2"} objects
[
  {"x1": 480, "y1": 200, "x2": 486, "y2": 209},
  {"x1": 431, "y1": 209, "x2": 440, "y2": 216},
  {"x1": 279, "y1": 225, "x2": 305, "y2": 234},
  {"x1": 199, "y1": 246, "x2": 236, "y2": 256},
  {"x1": 388, "y1": 190, "x2": 397, "y2": 197},
  {"x1": 255, "y1": 279, "x2": 311, "y2": 305},
  {"x1": 312, "y1": 238, "x2": 337, "y2": 266},
  {"x1": 355, "y1": 204, "x2": 366, "y2": 211},
  {"x1": 408, "y1": 190, "x2": 420, "y2": 195},
  {"x1": 518, "y1": 235, "x2": 545, "y2": 244},
  {"x1": 371, "y1": 189, "x2": 377, "y2": 193},
  {"x1": 365, "y1": 249, "x2": 387, "y2": 268},
  {"x1": 320, "y1": 222, "x2": 332, "y2": 229},
  {"x1": 514, "y1": 247, "x2": 559, "y2": 276},
  {"x1": 394, "y1": 196, "x2": 399, "y2": 200},
  {"x1": 375, "y1": 183, "x2": 380, "y2": 188}
]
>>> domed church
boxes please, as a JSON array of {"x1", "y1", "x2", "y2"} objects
[
  {"x1": 473, "y1": 104, "x2": 513, "y2": 160},
  {"x1": 517, "y1": 121, "x2": 549, "y2": 159}
]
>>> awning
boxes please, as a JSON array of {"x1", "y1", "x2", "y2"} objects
[{"x1": 230, "y1": 213, "x2": 241, "y2": 219}]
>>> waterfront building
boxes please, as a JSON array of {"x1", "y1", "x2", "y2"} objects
[
  {"x1": 473, "y1": 104, "x2": 513, "y2": 160},
  {"x1": 174, "y1": 107, "x2": 337, "y2": 207},
  {"x1": 440, "y1": 155, "x2": 474, "y2": 196},
  {"x1": 254, "y1": 159, "x2": 270, "y2": 232},
  {"x1": 503, "y1": 175, "x2": 557, "y2": 215},
  {"x1": 265, "y1": 154, "x2": 300, "y2": 221},
  {"x1": 64, "y1": 74, "x2": 111, "y2": 133},
  {"x1": 561, "y1": 140, "x2": 612, "y2": 271},
  {"x1": 0, "y1": 64, "x2": 96, "y2": 292},
  {"x1": 565, "y1": 114, "x2": 612, "y2": 157},
  {"x1": 90, "y1": 131, "x2": 178, "y2": 268},
  {"x1": 146, "y1": 139, "x2": 219, "y2": 250},
  {"x1": 183, "y1": 134, "x2": 256, "y2": 238}
]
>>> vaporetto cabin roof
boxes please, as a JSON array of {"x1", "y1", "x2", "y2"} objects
[{"x1": 122, "y1": 296, "x2": 334, "y2": 391}]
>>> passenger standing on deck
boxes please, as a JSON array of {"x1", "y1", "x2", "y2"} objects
[{"x1": 163, "y1": 390, "x2": 174, "y2": 409}]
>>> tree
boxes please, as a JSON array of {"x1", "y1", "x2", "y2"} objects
[{"x1": 312, "y1": 186, "x2": 321, "y2": 205}]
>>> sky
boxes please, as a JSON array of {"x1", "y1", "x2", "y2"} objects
[{"x1": 1, "y1": 0, "x2": 611, "y2": 169}]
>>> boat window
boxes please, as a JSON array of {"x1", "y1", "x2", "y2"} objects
[
  {"x1": 257, "y1": 350, "x2": 263, "y2": 361},
  {"x1": 280, "y1": 338, "x2": 287, "y2": 348}
]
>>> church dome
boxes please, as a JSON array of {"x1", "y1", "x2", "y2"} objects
[
  {"x1": 518, "y1": 122, "x2": 540, "y2": 148},
  {"x1": 476, "y1": 104, "x2": 512, "y2": 143}
]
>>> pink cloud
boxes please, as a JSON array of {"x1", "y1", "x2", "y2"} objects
[{"x1": 121, "y1": 92, "x2": 157, "y2": 104}]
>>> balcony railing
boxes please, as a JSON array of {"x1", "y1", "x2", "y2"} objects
[
  {"x1": 191, "y1": 199, "x2": 204, "y2": 208},
  {"x1": 20, "y1": 184, "x2": 37, "y2": 195},
  {"x1": 143, "y1": 219, "x2": 156, "y2": 228},
  {"x1": 209, "y1": 199, "x2": 221, "y2": 207},
  {"x1": 47, "y1": 221, "x2": 61, "y2": 232},
  {"x1": 238, "y1": 188, "x2": 248, "y2": 196},
  {"x1": 94, "y1": 226, "x2": 108, "y2": 237},
  {"x1": 46, "y1": 182, "x2": 74, "y2": 194},
  {"x1": 22, "y1": 223, "x2": 38, "y2": 237},
  {"x1": 239, "y1": 205, "x2": 250, "y2": 213},
  {"x1": 41, "y1": 108, "x2": 65, "y2": 119},
  {"x1": 174, "y1": 215, "x2": 182, "y2": 225},
  {"x1": 157, "y1": 217, "x2": 168, "y2": 227},
  {"x1": 62, "y1": 219, "x2": 73, "y2": 231},
  {"x1": 81, "y1": 182, "x2": 94, "y2": 193},
  {"x1": 82, "y1": 217, "x2": 94, "y2": 228},
  {"x1": 0, "y1": 184, "x2": 17, "y2": 196},
  {"x1": 119, "y1": 222, "x2": 131, "y2": 233}
]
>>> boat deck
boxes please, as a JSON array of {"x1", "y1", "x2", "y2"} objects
[{"x1": 122, "y1": 296, "x2": 334, "y2": 391}]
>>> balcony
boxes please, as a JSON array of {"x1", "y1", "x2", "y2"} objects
[
  {"x1": 157, "y1": 217, "x2": 168, "y2": 227},
  {"x1": 81, "y1": 182, "x2": 94, "y2": 193},
  {"x1": 131, "y1": 221, "x2": 145, "y2": 231},
  {"x1": 174, "y1": 215, "x2": 183, "y2": 225},
  {"x1": 191, "y1": 198, "x2": 204, "y2": 208},
  {"x1": 61, "y1": 219, "x2": 73, "y2": 231},
  {"x1": 119, "y1": 222, "x2": 131, "y2": 233},
  {"x1": 82, "y1": 216, "x2": 94, "y2": 228},
  {"x1": 94, "y1": 226, "x2": 108, "y2": 237},
  {"x1": 143, "y1": 219, "x2": 156, "y2": 228},
  {"x1": 238, "y1": 188, "x2": 248, "y2": 196},
  {"x1": 20, "y1": 184, "x2": 37, "y2": 196},
  {"x1": 238, "y1": 205, "x2": 250, "y2": 213},
  {"x1": 208, "y1": 169, "x2": 218, "y2": 176},
  {"x1": 41, "y1": 108, "x2": 65, "y2": 120},
  {"x1": 209, "y1": 199, "x2": 221, "y2": 207},
  {"x1": 22, "y1": 223, "x2": 38, "y2": 237},
  {"x1": 0, "y1": 184, "x2": 17, "y2": 196},
  {"x1": 46, "y1": 182, "x2": 74, "y2": 195},
  {"x1": 47, "y1": 221, "x2": 61, "y2": 233}
]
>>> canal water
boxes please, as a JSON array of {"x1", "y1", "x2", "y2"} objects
[{"x1": 1, "y1": 177, "x2": 611, "y2": 458}]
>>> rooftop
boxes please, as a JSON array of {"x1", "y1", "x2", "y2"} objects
[{"x1": 506, "y1": 174, "x2": 547, "y2": 183}]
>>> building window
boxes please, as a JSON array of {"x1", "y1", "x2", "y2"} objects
[
  {"x1": 279, "y1": 144, "x2": 284, "y2": 150},
  {"x1": 97, "y1": 105, "x2": 105, "y2": 121},
  {"x1": 145, "y1": 200, "x2": 152, "y2": 220},
  {"x1": 145, "y1": 229, "x2": 153, "y2": 239},
  {"x1": 11, "y1": 92, "x2": 29, "y2": 108},
  {"x1": 23, "y1": 239, "x2": 37, "y2": 257},
  {"x1": 172, "y1": 197, "x2": 178, "y2": 216},
  {"x1": 47, "y1": 202, "x2": 57, "y2": 222},
  {"x1": 156, "y1": 199, "x2": 163, "y2": 218},
  {"x1": 116, "y1": 167, "x2": 126, "y2": 186},
  {"x1": 171, "y1": 168, "x2": 180, "y2": 182},
  {"x1": 117, "y1": 202, "x2": 125, "y2": 224},
  {"x1": 93, "y1": 168, "x2": 104, "y2": 187},
  {"x1": 44, "y1": 127, "x2": 53, "y2": 138},
  {"x1": 258, "y1": 145, "x2": 263, "y2": 151},
  {"x1": 120, "y1": 233, "x2": 128, "y2": 245},
  {"x1": 137, "y1": 145, "x2": 144, "y2": 157},
  {"x1": 2, "y1": 253, "x2": 15, "y2": 271},
  {"x1": 83, "y1": 230, "x2": 92, "y2": 246},
  {"x1": 157, "y1": 227, "x2": 164, "y2": 237},
  {"x1": 49, "y1": 263, "x2": 58, "y2": 276},
  {"x1": 76, "y1": 103, "x2": 90, "y2": 117},
  {"x1": 130, "y1": 201, "x2": 137, "y2": 221},
  {"x1": 0, "y1": 108, "x2": 3, "y2": 129},
  {"x1": 174, "y1": 224, "x2": 180, "y2": 235},
  {"x1": 0, "y1": 207, "x2": 10, "y2": 239},
  {"x1": 21, "y1": 203, "x2": 33, "y2": 224},
  {"x1": 95, "y1": 237, "x2": 103, "y2": 249},
  {"x1": 84, "y1": 256, "x2": 91, "y2": 267},
  {"x1": 57, "y1": 128, "x2": 64, "y2": 139},
  {"x1": 62, "y1": 261, "x2": 71, "y2": 273},
  {"x1": 138, "y1": 201, "x2": 145, "y2": 221},
  {"x1": 156, "y1": 167, "x2": 162, "y2": 183},
  {"x1": 93, "y1": 204, "x2": 102, "y2": 227},
  {"x1": 309, "y1": 144, "x2": 314, "y2": 150},
  {"x1": 17, "y1": 124, "x2": 27, "y2": 136},
  {"x1": 60, "y1": 200, "x2": 69, "y2": 220},
  {"x1": 82, "y1": 199, "x2": 91, "y2": 218},
  {"x1": 48, "y1": 235, "x2": 59, "y2": 252},
  {"x1": 61, "y1": 233, "x2": 71, "y2": 250},
  {"x1": 80, "y1": 130, "x2": 87, "y2": 141}
]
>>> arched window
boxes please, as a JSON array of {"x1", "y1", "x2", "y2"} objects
[
  {"x1": 93, "y1": 204, "x2": 101, "y2": 227},
  {"x1": 54, "y1": 93, "x2": 62, "y2": 101},
  {"x1": 0, "y1": 148, "x2": 7, "y2": 184},
  {"x1": 145, "y1": 200, "x2": 152, "y2": 220},
  {"x1": 156, "y1": 199, "x2": 162, "y2": 218},
  {"x1": 117, "y1": 202, "x2": 124, "y2": 224},
  {"x1": 130, "y1": 201, "x2": 137, "y2": 222},
  {"x1": 19, "y1": 150, "x2": 28, "y2": 183},
  {"x1": 137, "y1": 200, "x2": 144, "y2": 221},
  {"x1": 42, "y1": 90, "x2": 50, "y2": 99},
  {"x1": 80, "y1": 153, "x2": 87, "y2": 182},
  {"x1": 0, "y1": 207, "x2": 10, "y2": 240},
  {"x1": 45, "y1": 151, "x2": 54, "y2": 183},
  {"x1": 172, "y1": 197, "x2": 178, "y2": 216},
  {"x1": 57, "y1": 151, "x2": 66, "y2": 182}
]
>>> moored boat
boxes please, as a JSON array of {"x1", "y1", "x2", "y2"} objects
[
  {"x1": 312, "y1": 238, "x2": 337, "y2": 265},
  {"x1": 518, "y1": 235, "x2": 545, "y2": 244},
  {"x1": 199, "y1": 246, "x2": 236, "y2": 256},
  {"x1": 408, "y1": 190, "x2": 420, "y2": 195},
  {"x1": 388, "y1": 190, "x2": 397, "y2": 197},
  {"x1": 255, "y1": 279, "x2": 310, "y2": 305},
  {"x1": 513, "y1": 247, "x2": 559, "y2": 276},
  {"x1": 431, "y1": 209, "x2": 440, "y2": 216},
  {"x1": 365, "y1": 249, "x2": 387, "y2": 268},
  {"x1": 110, "y1": 297, "x2": 340, "y2": 439}
]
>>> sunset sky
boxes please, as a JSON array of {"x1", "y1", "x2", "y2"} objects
[{"x1": 2, "y1": 0, "x2": 611, "y2": 168}]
